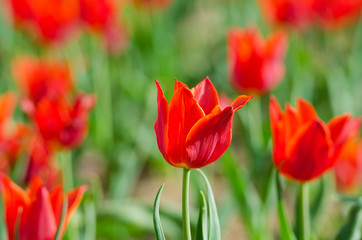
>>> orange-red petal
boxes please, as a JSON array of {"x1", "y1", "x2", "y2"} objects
[
  {"x1": 20, "y1": 186, "x2": 57, "y2": 240},
  {"x1": 269, "y1": 96, "x2": 285, "y2": 166},
  {"x1": 166, "y1": 86, "x2": 204, "y2": 167},
  {"x1": 185, "y1": 107, "x2": 233, "y2": 168},
  {"x1": 283, "y1": 120, "x2": 332, "y2": 182},
  {"x1": 190, "y1": 77, "x2": 219, "y2": 115},
  {"x1": 230, "y1": 95, "x2": 253, "y2": 112},
  {"x1": 154, "y1": 80, "x2": 169, "y2": 161},
  {"x1": 296, "y1": 98, "x2": 318, "y2": 124}
]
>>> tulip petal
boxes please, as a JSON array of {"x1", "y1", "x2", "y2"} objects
[
  {"x1": 191, "y1": 77, "x2": 219, "y2": 115},
  {"x1": 167, "y1": 86, "x2": 205, "y2": 167},
  {"x1": 64, "y1": 185, "x2": 87, "y2": 230},
  {"x1": 328, "y1": 114, "x2": 361, "y2": 159},
  {"x1": 230, "y1": 95, "x2": 253, "y2": 112},
  {"x1": 174, "y1": 79, "x2": 188, "y2": 91},
  {"x1": 265, "y1": 30, "x2": 288, "y2": 59},
  {"x1": 27, "y1": 176, "x2": 45, "y2": 200},
  {"x1": 50, "y1": 186, "x2": 63, "y2": 226},
  {"x1": 285, "y1": 103, "x2": 299, "y2": 138},
  {"x1": 185, "y1": 107, "x2": 233, "y2": 168},
  {"x1": 297, "y1": 98, "x2": 318, "y2": 124},
  {"x1": 50, "y1": 185, "x2": 87, "y2": 238},
  {"x1": 283, "y1": 120, "x2": 332, "y2": 182},
  {"x1": 154, "y1": 80, "x2": 169, "y2": 161},
  {"x1": 0, "y1": 92, "x2": 16, "y2": 128},
  {"x1": 328, "y1": 114, "x2": 361, "y2": 147},
  {"x1": 20, "y1": 186, "x2": 57, "y2": 240},
  {"x1": 269, "y1": 96, "x2": 285, "y2": 166}
]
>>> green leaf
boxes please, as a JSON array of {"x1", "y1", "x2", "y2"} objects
[
  {"x1": 195, "y1": 191, "x2": 207, "y2": 240},
  {"x1": 196, "y1": 169, "x2": 221, "y2": 240},
  {"x1": 335, "y1": 201, "x2": 362, "y2": 240},
  {"x1": 54, "y1": 197, "x2": 68, "y2": 240},
  {"x1": 222, "y1": 152, "x2": 261, "y2": 239},
  {"x1": 276, "y1": 172, "x2": 296, "y2": 240},
  {"x1": 153, "y1": 184, "x2": 166, "y2": 240}
]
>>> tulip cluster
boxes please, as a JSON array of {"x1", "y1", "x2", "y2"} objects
[
  {"x1": 4, "y1": 0, "x2": 127, "y2": 53},
  {"x1": 9, "y1": 56, "x2": 95, "y2": 183},
  {"x1": 258, "y1": 0, "x2": 362, "y2": 29},
  {"x1": 0, "y1": 174, "x2": 86, "y2": 240},
  {"x1": 0, "y1": 55, "x2": 93, "y2": 239}
]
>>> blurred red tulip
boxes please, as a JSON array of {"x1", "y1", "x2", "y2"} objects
[
  {"x1": 79, "y1": 0, "x2": 128, "y2": 54},
  {"x1": 312, "y1": 0, "x2": 362, "y2": 28},
  {"x1": 24, "y1": 136, "x2": 61, "y2": 187},
  {"x1": 12, "y1": 56, "x2": 73, "y2": 104},
  {"x1": 5, "y1": 0, "x2": 33, "y2": 25},
  {"x1": 154, "y1": 77, "x2": 252, "y2": 169},
  {"x1": 0, "y1": 92, "x2": 29, "y2": 171},
  {"x1": 258, "y1": 0, "x2": 314, "y2": 28},
  {"x1": 0, "y1": 174, "x2": 86, "y2": 240},
  {"x1": 79, "y1": 0, "x2": 116, "y2": 31},
  {"x1": 334, "y1": 139, "x2": 362, "y2": 193},
  {"x1": 29, "y1": 0, "x2": 80, "y2": 42},
  {"x1": 5, "y1": 0, "x2": 80, "y2": 43},
  {"x1": 22, "y1": 94, "x2": 96, "y2": 150},
  {"x1": 227, "y1": 27, "x2": 287, "y2": 95},
  {"x1": 270, "y1": 96, "x2": 361, "y2": 182}
]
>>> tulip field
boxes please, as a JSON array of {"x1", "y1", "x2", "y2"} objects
[{"x1": 0, "y1": 0, "x2": 361, "y2": 239}]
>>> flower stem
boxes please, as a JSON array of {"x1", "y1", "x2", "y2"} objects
[
  {"x1": 297, "y1": 183, "x2": 310, "y2": 240},
  {"x1": 182, "y1": 168, "x2": 192, "y2": 240}
]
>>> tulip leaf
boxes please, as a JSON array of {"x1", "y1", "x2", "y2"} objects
[
  {"x1": 276, "y1": 172, "x2": 296, "y2": 240},
  {"x1": 335, "y1": 200, "x2": 362, "y2": 240},
  {"x1": 194, "y1": 191, "x2": 208, "y2": 240},
  {"x1": 54, "y1": 196, "x2": 68, "y2": 240},
  {"x1": 153, "y1": 184, "x2": 166, "y2": 240},
  {"x1": 196, "y1": 169, "x2": 221, "y2": 240}
]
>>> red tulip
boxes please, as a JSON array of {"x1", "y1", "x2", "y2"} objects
[
  {"x1": 22, "y1": 94, "x2": 96, "y2": 149},
  {"x1": 270, "y1": 96, "x2": 361, "y2": 182},
  {"x1": 12, "y1": 56, "x2": 73, "y2": 104},
  {"x1": 312, "y1": 0, "x2": 362, "y2": 28},
  {"x1": 0, "y1": 174, "x2": 86, "y2": 240},
  {"x1": 79, "y1": 0, "x2": 115, "y2": 31},
  {"x1": 0, "y1": 92, "x2": 29, "y2": 171},
  {"x1": 5, "y1": 0, "x2": 79, "y2": 43},
  {"x1": 4, "y1": 0, "x2": 33, "y2": 25},
  {"x1": 227, "y1": 27, "x2": 287, "y2": 95},
  {"x1": 154, "y1": 77, "x2": 252, "y2": 169},
  {"x1": 334, "y1": 139, "x2": 362, "y2": 193},
  {"x1": 257, "y1": 0, "x2": 314, "y2": 28},
  {"x1": 79, "y1": 0, "x2": 128, "y2": 54}
]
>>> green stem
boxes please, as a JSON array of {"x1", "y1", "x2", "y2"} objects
[
  {"x1": 276, "y1": 172, "x2": 294, "y2": 240},
  {"x1": 298, "y1": 183, "x2": 310, "y2": 240},
  {"x1": 58, "y1": 151, "x2": 74, "y2": 191},
  {"x1": 182, "y1": 168, "x2": 192, "y2": 240}
]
